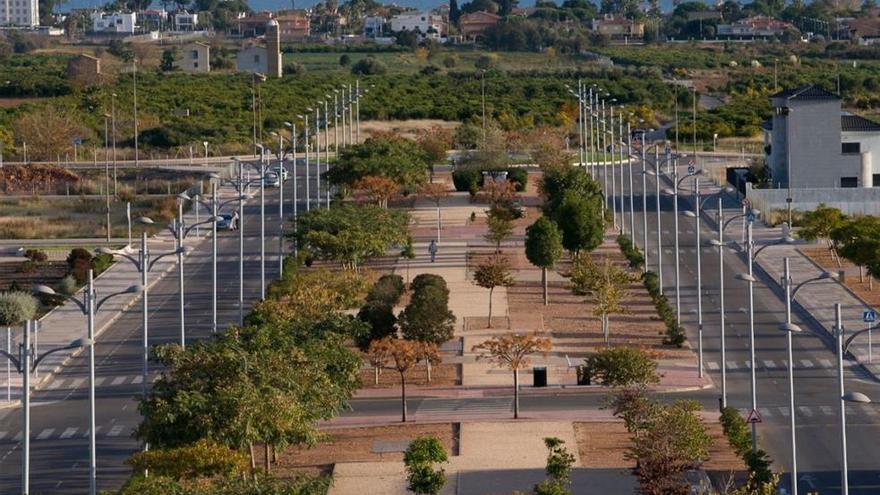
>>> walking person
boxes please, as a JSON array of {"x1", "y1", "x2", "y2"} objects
[
  {"x1": 230, "y1": 209, "x2": 239, "y2": 231},
  {"x1": 428, "y1": 239, "x2": 438, "y2": 263}
]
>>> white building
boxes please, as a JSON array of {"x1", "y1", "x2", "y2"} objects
[
  {"x1": 363, "y1": 15, "x2": 385, "y2": 38},
  {"x1": 1, "y1": 0, "x2": 39, "y2": 28},
  {"x1": 90, "y1": 12, "x2": 137, "y2": 34},
  {"x1": 389, "y1": 12, "x2": 444, "y2": 37},
  {"x1": 172, "y1": 11, "x2": 197, "y2": 31}
]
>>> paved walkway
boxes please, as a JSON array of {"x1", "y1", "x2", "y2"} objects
[
  {"x1": 1, "y1": 180, "x2": 244, "y2": 402},
  {"x1": 329, "y1": 421, "x2": 636, "y2": 495}
]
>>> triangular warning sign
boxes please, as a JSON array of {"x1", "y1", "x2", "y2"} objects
[{"x1": 745, "y1": 409, "x2": 762, "y2": 424}]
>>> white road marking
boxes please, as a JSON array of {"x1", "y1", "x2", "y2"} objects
[
  {"x1": 111, "y1": 376, "x2": 126, "y2": 386},
  {"x1": 800, "y1": 359, "x2": 814, "y2": 368},
  {"x1": 798, "y1": 406, "x2": 814, "y2": 417},
  {"x1": 820, "y1": 406, "x2": 834, "y2": 416},
  {"x1": 707, "y1": 362, "x2": 720, "y2": 370},
  {"x1": 131, "y1": 375, "x2": 143, "y2": 384},
  {"x1": 69, "y1": 378, "x2": 86, "y2": 389},
  {"x1": 726, "y1": 361, "x2": 738, "y2": 370},
  {"x1": 758, "y1": 408, "x2": 773, "y2": 418},
  {"x1": 778, "y1": 407, "x2": 790, "y2": 417},
  {"x1": 93, "y1": 377, "x2": 107, "y2": 387},
  {"x1": 47, "y1": 380, "x2": 63, "y2": 390},
  {"x1": 107, "y1": 425, "x2": 125, "y2": 437},
  {"x1": 820, "y1": 359, "x2": 834, "y2": 368},
  {"x1": 763, "y1": 360, "x2": 776, "y2": 368},
  {"x1": 59, "y1": 428, "x2": 77, "y2": 439},
  {"x1": 37, "y1": 429, "x2": 54, "y2": 440},
  {"x1": 0, "y1": 431, "x2": 7, "y2": 440}
]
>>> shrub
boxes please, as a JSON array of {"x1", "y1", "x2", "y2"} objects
[
  {"x1": 351, "y1": 56, "x2": 387, "y2": 75},
  {"x1": 410, "y1": 273, "x2": 448, "y2": 296},
  {"x1": 124, "y1": 439, "x2": 248, "y2": 480},
  {"x1": 19, "y1": 260, "x2": 38, "y2": 273},
  {"x1": 720, "y1": 406, "x2": 774, "y2": 488},
  {"x1": 92, "y1": 253, "x2": 114, "y2": 276},
  {"x1": 641, "y1": 271, "x2": 685, "y2": 347},
  {"x1": 442, "y1": 56, "x2": 456, "y2": 68},
  {"x1": 339, "y1": 54, "x2": 351, "y2": 66},
  {"x1": 505, "y1": 167, "x2": 528, "y2": 192},
  {"x1": 366, "y1": 274, "x2": 405, "y2": 305},
  {"x1": 616, "y1": 234, "x2": 644, "y2": 270},
  {"x1": 451, "y1": 169, "x2": 480, "y2": 192},
  {"x1": 356, "y1": 302, "x2": 397, "y2": 351},
  {"x1": 404, "y1": 437, "x2": 448, "y2": 495},
  {"x1": 24, "y1": 249, "x2": 47, "y2": 263},
  {"x1": 58, "y1": 275, "x2": 77, "y2": 296},
  {"x1": 283, "y1": 62, "x2": 306, "y2": 75},
  {"x1": 0, "y1": 291, "x2": 38, "y2": 325},
  {"x1": 584, "y1": 347, "x2": 660, "y2": 387},
  {"x1": 66, "y1": 248, "x2": 93, "y2": 285}
]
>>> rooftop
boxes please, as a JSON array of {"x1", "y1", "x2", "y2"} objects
[
  {"x1": 772, "y1": 84, "x2": 838, "y2": 101},
  {"x1": 842, "y1": 114, "x2": 880, "y2": 132}
]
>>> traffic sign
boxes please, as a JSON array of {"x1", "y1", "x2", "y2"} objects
[
  {"x1": 745, "y1": 408, "x2": 763, "y2": 424},
  {"x1": 687, "y1": 164, "x2": 695, "y2": 175},
  {"x1": 864, "y1": 310, "x2": 876, "y2": 323},
  {"x1": 746, "y1": 213, "x2": 756, "y2": 223},
  {"x1": 73, "y1": 137, "x2": 82, "y2": 145},
  {"x1": 741, "y1": 198, "x2": 750, "y2": 207}
]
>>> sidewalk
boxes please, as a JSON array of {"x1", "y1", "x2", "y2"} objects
[{"x1": 1, "y1": 177, "x2": 245, "y2": 403}]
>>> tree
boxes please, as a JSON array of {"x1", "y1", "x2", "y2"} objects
[
  {"x1": 417, "y1": 126, "x2": 453, "y2": 165},
  {"x1": 534, "y1": 437, "x2": 576, "y2": 495},
  {"x1": 160, "y1": 48, "x2": 177, "y2": 71},
  {"x1": 352, "y1": 176, "x2": 399, "y2": 208},
  {"x1": 832, "y1": 216, "x2": 880, "y2": 285},
  {"x1": 450, "y1": 0, "x2": 461, "y2": 24},
  {"x1": 473, "y1": 332, "x2": 551, "y2": 418},
  {"x1": 398, "y1": 284, "x2": 456, "y2": 345},
  {"x1": 13, "y1": 106, "x2": 92, "y2": 162},
  {"x1": 125, "y1": 439, "x2": 248, "y2": 480},
  {"x1": 525, "y1": 217, "x2": 564, "y2": 305},
  {"x1": 485, "y1": 212, "x2": 514, "y2": 252},
  {"x1": 0, "y1": 291, "x2": 38, "y2": 326},
  {"x1": 798, "y1": 203, "x2": 847, "y2": 265},
  {"x1": 569, "y1": 255, "x2": 633, "y2": 343},
  {"x1": 540, "y1": 165, "x2": 602, "y2": 218},
  {"x1": 339, "y1": 54, "x2": 351, "y2": 66},
  {"x1": 606, "y1": 385, "x2": 659, "y2": 441},
  {"x1": 351, "y1": 56, "x2": 388, "y2": 75},
  {"x1": 553, "y1": 191, "x2": 604, "y2": 253},
  {"x1": 404, "y1": 437, "x2": 448, "y2": 495},
  {"x1": 584, "y1": 347, "x2": 660, "y2": 387},
  {"x1": 628, "y1": 400, "x2": 712, "y2": 495},
  {"x1": 367, "y1": 337, "x2": 440, "y2": 422},
  {"x1": 472, "y1": 254, "x2": 515, "y2": 327},
  {"x1": 418, "y1": 182, "x2": 450, "y2": 242},
  {"x1": 327, "y1": 135, "x2": 429, "y2": 189},
  {"x1": 293, "y1": 205, "x2": 410, "y2": 270}
]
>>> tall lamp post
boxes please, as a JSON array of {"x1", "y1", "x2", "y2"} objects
[
  {"x1": 661, "y1": 165, "x2": 702, "y2": 324},
  {"x1": 298, "y1": 112, "x2": 311, "y2": 211},
  {"x1": 269, "y1": 131, "x2": 287, "y2": 276},
  {"x1": 736, "y1": 221, "x2": 794, "y2": 453},
  {"x1": 284, "y1": 122, "x2": 299, "y2": 256},
  {"x1": 33, "y1": 275, "x2": 139, "y2": 495},
  {"x1": 0, "y1": 322, "x2": 85, "y2": 495}
]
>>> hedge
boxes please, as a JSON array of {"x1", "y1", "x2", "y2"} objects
[
  {"x1": 720, "y1": 406, "x2": 774, "y2": 487},
  {"x1": 643, "y1": 271, "x2": 685, "y2": 347},
  {"x1": 451, "y1": 167, "x2": 527, "y2": 193},
  {"x1": 616, "y1": 234, "x2": 644, "y2": 270}
]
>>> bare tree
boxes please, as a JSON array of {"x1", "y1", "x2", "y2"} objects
[{"x1": 472, "y1": 332, "x2": 551, "y2": 418}]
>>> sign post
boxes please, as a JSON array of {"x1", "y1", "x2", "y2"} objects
[
  {"x1": 745, "y1": 408, "x2": 763, "y2": 424},
  {"x1": 864, "y1": 310, "x2": 876, "y2": 362}
]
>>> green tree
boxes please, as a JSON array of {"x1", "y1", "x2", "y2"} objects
[
  {"x1": 368, "y1": 337, "x2": 440, "y2": 422},
  {"x1": 472, "y1": 254, "x2": 515, "y2": 328},
  {"x1": 351, "y1": 56, "x2": 388, "y2": 75},
  {"x1": 124, "y1": 439, "x2": 248, "y2": 480},
  {"x1": 485, "y1": 212, "x2": 514, "y2": 252},
  {"x1": 398, "y1": 284, "x2": 456, "y2": 345},
  {"x1": 553, "y1": 191, "x2": 604, "y2": 253},
  {"x1": 0, "y1": 291, "x2": 38, "y2": 326},
  {"x1": 569, "y1": 255, "x2": 633, "y2": 343},
  {"x1": 798, "y1": 203, "x2": 847, "y2": 264},
  {"x1": 540, "y1": 164, "x2": 603, "y2": 218},
  {"x1": 160, "y1": 48, "x2": 177, "y2": 72},
  {"x1": 534, "y1": 437, "x2": 576, "y2": 495},
  {"x1": 584, "y1": 347, "x2": 660, "y2": 387},
  {"x1": 525, "y1": 216, "x2": 564, "y2": 305},
  {"x1": 293, "y1": 205, "x2": 410, "y2": 270},
  {"x1": 326, "y1": 136, "x2": 429, "y2": 189},
  {"x1": 404, "y1": 437, "x2": 448, "y2": 495},
  {"x1": 832, "y1": 216, "x2": 880, "y2": 286}
]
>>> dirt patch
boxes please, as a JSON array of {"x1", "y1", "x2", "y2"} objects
[
  {"x1": 573, "y1": 420, "x2": 746, "y2": 472},
  {"x1": 359, "y1": 362, "x2": 460, "y2": 388},
  {"x1": 268, "y1": 423, "x2": 457, "y2": 477},
  {"x1": 802, "y1": 246, "x2": 880, "y2": 307},
  {"x1": 360, "y1": 120, "x2": 458, "y2": 141}
]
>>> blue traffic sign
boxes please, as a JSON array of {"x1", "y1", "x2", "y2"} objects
[
  {"x1": 687, "y1": 165, "x2": 696, "y2": 175},
  {"x1": 864, "y1": 310, "x2": 876, "y2": 323},
  {"x1": 746, "y1": 213, "x2": 756, "y2": 223},
  {"x1": 73, "y1": 137, "x2": 82, "y2": 145}
]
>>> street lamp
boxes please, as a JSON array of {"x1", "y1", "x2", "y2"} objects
[
  {"x1": 97, "y1": 217, "x2": 182, "y2": 405},
  {"x1": 284, "y1": 122, "x2": 299, "y2": 257},
  {"x1": 836, "y1": 303, "x2": 864, "y2": 495},
  {"x1": 172, "y1": 192, "x2": 218, "y2": 346},
  {"x1": 298, "y1": 112, "x2": 311, "y2": 211},
  {"x1": 662, "y1": 166, "x2": 703, "y2": 325},
  {"x1": 735, "y1": 220, "x2": 794, "y2": 453},
  {"x1": 0, "y1": 322, "x2": 85, "y2": 495},
  {"x1": 33, "y1": 276, "x2": 139, "y2": 495},
  {"x1": 269, "y1": 131, "x2": 287, "y2": 276}
]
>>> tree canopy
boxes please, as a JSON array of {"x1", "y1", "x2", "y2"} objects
[{"x1": 326, "y1": 135, "x2": 429, "y2": 189}]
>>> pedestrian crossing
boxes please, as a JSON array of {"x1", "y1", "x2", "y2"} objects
[
  {"x1": 704, "y1": 358, "x2": 857, "y2": 373},
  {"x1": 32, "y1": 374, "x2": 156, "y2": 392},
  {"x1": 414, "y1": 397, "x2": 513, "y2": 416},
  {"x1": 0, "y1": 424, "x2": 133, "y2": 443},
  {"x1": 737, "y1": 404, "x2": 879, "y2": 419}
]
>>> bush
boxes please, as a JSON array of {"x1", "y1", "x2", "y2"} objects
[
  {"x1": 92, "y1": 253, "x2": 114, "y2": 276},
  {"x1": 124, "y1": 439, "x2": 248, "y2": 480},
  {"x1": 642, "y1": 271, "x2": 685, "y2": 347},
  {"x1": 584, "y1": 347, "x2": 660, "y2": 387},
  {"x1": 404, "y1": 437, "x2": 448, "y2": 495},
  {"x1": 366, "y1": 274, "x2": 405, "y2": 305},
  {"x1": 720, "y1": 406, "x2": 774, "y2": 488},
  {"x1": 505, "y1": 167, "x2": 528, "y2": 192},
  {"x1": 24, "y1": 249, "x2": 47, "y2": 263},
  {"x1": 0, "y1": 291, "x2": 38, "y2": 325},
  {"x1": 58, "y1": 275, "x2": 77, "y2": 296},
  {"x1": 451, "y1": 169, "x2": 480, "y2": 192},
  {"x1": 283, "y1": 62, "x2": 306, "y2": 75},
  {"x1": 356, "y1": 302, "x2": 397, "y2": 351},
  {"x1": 339, "y1": 54, "x2": 351, "y2": 66},
  {"x1": 410, "y1": 273, "x2": 448, "y2": 296},
  {"x1": 442, "y1": 56, "x2": 456, "y2": 68},
  {"x1": 351, "y1": 56, "x2": 387, "y2": 75},
  {"x1": 19, "y1": 260, "x2": 38, "y2": 273},
  {"x1": 616, "y1": 234, "x2": 644, "y2": 270}
]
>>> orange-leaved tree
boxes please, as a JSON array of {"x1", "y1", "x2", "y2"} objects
[
  {"x1": 353, "y1": 175, "x2": 400, "y2": 208},
  {"x1": 472, "y1": 332, "x2": 551, "y2": 419},
  {"x1": 368, "y1": 337, "x2": 440, "y2": 422}
]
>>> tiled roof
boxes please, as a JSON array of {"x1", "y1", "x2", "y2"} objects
[
  {"x1": 772, "y1": 84, "x2": 838, "y2": 100},
  {"x1": 841, "y1": 115, "x2": 880, "y2": 132}
]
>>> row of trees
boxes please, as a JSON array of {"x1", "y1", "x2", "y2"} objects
[
  {"x1": 798, "y1": 204, "x2": 880, "y2": 288},
  {"x1": 127, "y1": 266, "x2": 371, "y2": 492}
]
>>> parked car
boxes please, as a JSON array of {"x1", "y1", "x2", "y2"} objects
[{"x1": 270, "y1": 165, "x2": 289, "y2": 181}]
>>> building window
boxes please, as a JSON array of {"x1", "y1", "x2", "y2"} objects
[
  {"x1": 873, "y1": 174, "x2": 880, "y2": 187},
  {"x1": 191, "y1": 50, "x2": 198, "y2": 59},
  {"x1": 842, "y1": 142, "x2": 861, "y2": 154},
  {"x1": 193, "y1": 62, "x2": 198, "y2": 68},
  {"x1": 841, "y1": 177, "x2": 858, "y2": 188},
  {"x1": 253, "y1": 54, "x2": 260, "y2": 63}
]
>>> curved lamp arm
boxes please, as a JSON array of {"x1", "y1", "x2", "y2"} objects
[
  {"x1": 844, "y1": 324, "x2": 880, "y2": 354},
  {"x1": 790, "y1": 273, "x2": 834, "y2": 301},
  {"x1": 32, "y1": 339, "x2": 88, "y2": 372},
  {"x1": 148, "y1": 247, "x2": 185, "y2": 271},
  {"x1": 754, "y1": 236, "x2": 795, "y2": 259},
  {"x1": 32, "y1": 284, "x2": 87, "y2": 314},
  {"x1": 183, "y1": 218, "x2": 218, "y2": 238},
  {"x1": 98, "y1": 248, "x2": 142, "y2": 271},
  {"x1": 96, "y1": 285, "x2": 143, "y2": 311},
  {"x1": 219, "y1": 196, "x2": 250, "y2": 210},
  {"x1": 0, "y1": 348, "x2": 22, "y2": 373}
]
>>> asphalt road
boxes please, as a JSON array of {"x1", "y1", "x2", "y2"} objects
[
  {"x1": 0, "y1": 158, "x2": 318, "y2": 494},
  {"x1": 2, "y1": 156, "x2": 879, "y2": 495}
]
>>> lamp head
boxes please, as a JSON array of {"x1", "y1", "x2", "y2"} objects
[
  {"x1": 32, "y1": 284, "x2": 56, "y2": 296},
  {"x1": 178, "y1": 192, "x2": 191, "y2": 201},
  {"x1": 817, "y1": 271, "x2": 835, "y2": 280},
  {"x1": 779, "y1": 322, "x2": 803, "y2": 333},
  {"x1": 136, "y1": 216, "x2": 154, "y2": 225},
  {"x1": 662, "y1": 188, "x2": 675, "y2": 195},
  {"x1": 69, "y1": 338, "x2": 89, "y2": 348},
  {"x1": 209, "y1": 172, "x2": 221, "y2": 179},
  {"x1": 96, "y1": 247, "x2": 116, "y2": 255},
  {"x1": 735, "y1": 273, "x2": 756, "y2": 283},
  {"x1": 683, "y1": 211, "x2": 697, "y2": 218},
  {"x1": 843, "y1": 391, "x2": 872, "y2": 404},
  {"x1": 125, "y1": 284, "x2": 143, "y2": 294}
]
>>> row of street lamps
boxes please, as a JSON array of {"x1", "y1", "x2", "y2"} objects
[
  {"x1": 569, "y1": 80, "x2": 876, "y2": 495},
  {"x1": 0, "y1": 80, "x2": 373, "y2": 495}
]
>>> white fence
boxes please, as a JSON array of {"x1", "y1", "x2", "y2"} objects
[{"x1": 746, "y1": 183, "x2": 880, "y2": 216}]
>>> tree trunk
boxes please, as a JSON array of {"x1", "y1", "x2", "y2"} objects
[
  {"x1": 249, "y1": 443, "x2": 256, "y2": 474},
  {"x1": 426, "y1": 359, "x2": 432, "y2": 382},
  {"x1": 487, "y1": 287, "x2": 494, "y2": 328},
  {"x1": 860, "y1": 265, "x2": 865, "y2": 283},
  {"x1": 374, "y1": 365, "x2": 380, "y2": 385},
  {"x1": 542, "y1": 266, "x2": 548, "y2": 305},
  {"x1": 400, "y1": 372, "x2": 408, "y2": 422},
  {"x1": 264, "y1": 443, "x2": 270, "y2": 473},
  {"x1": 272, "y1": 444, "x2": 277, "y2": 464},
  {"x1": 513, "y1": 368, "x2": 519, "y2": 419},
  {"x1": 603, "y1": 314, "x2": 609, "y2": 344}
]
